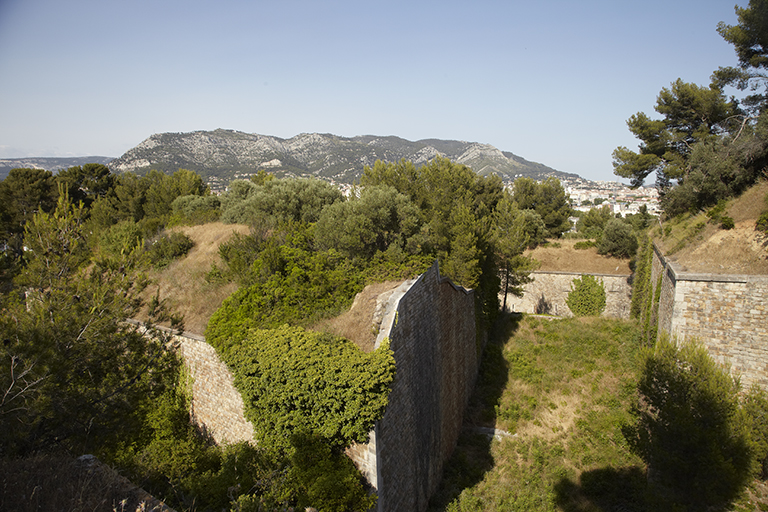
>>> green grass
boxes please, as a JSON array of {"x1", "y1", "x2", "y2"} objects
[{"x1": 429, "y1": 314, "x2": 647, "y2": 512}]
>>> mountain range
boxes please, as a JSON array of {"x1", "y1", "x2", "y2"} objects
[{"x1": 2, "y1": 130, "x2": 579, "y2": 188}]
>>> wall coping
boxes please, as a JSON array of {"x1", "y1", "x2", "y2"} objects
[
  {"x1": 529, "y1": 270, "x2": 631, "y2": 278},
  {"x1": 125, "y1": 319, "x2": 206, "y2": 342},
  {"x1": 652, "y1": 242, "x2": 767, "y2": 284}
]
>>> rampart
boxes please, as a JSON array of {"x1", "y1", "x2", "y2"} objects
[
  {"x1": 350, "y1": 261, "x2": 478, "y2": 512},
  {"x1": 651, "y1": 243, "x2": 768, "y2": 389},
  {"x1": 159, "y1": 261, "x2": 479, "y2": 511},
  {"x1": 502, "y1": 271, "x2": 632, "y2": 319},
  {"x1": 174, "y1": 331, "x2": 254, "y2": 444}
]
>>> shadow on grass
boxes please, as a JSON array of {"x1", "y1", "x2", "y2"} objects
[
  {"x1": 553, "y1": 466, "x2": 648, "y2": 512},
  {"x1": 427, "y1": 311, "x2": 521, "y2": 511}
]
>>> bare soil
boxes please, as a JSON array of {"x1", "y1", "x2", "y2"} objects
[{"x1": 525, "y1": 240, "x2": 632, "y2": 275}]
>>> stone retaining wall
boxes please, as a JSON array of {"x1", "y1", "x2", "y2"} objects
[
  {"x1": 158, "y1": 260, "x2": 479, "y2": 511},
  {"x1": 174, "y1": 332, "x2": 254, "y2": 444},
  {"x1": 356, "y1": 261, "x2": 478, "y2": 512},
  {"x1": 651, "y1": 243, "x2": 768, "y2": 389},
  {"x1": 502, "y1": 271, "x2": 632, "y2": 319}
]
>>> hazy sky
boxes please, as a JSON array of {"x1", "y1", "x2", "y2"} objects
[{"x1": 0, "y1": 0, "x2": 744, "y2": 182}]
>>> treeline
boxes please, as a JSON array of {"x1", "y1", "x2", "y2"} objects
[
  {"x1": 613, "y1": 0, "x2": 768, "y2": 218},
  {"x1": 0, "y1": 157, "x2": 575, "y2": 511}
]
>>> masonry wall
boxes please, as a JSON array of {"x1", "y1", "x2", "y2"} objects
[
  {"x1": 365, "y1": 262, "x2": 478, "y2": 512},
  {"x1": 502, "y1": 271, "x2": 632, "y2": 319},
  {"x1": 173, "y1": 331, "x2": 254, "y2": 445},
  {"x1": 167, "y1": 260, "x2": 479, "y2": 512},
  {"x1": 651, "y1": 244, "x2": 768, "y2": 389}
]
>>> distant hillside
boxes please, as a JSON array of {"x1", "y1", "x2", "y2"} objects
[
  {"x1": 108, "y1": 129, "x2": 578, "y2": 188},
  {"x1": 0, "y1": 156, "x2": 114, "y2": 180}
]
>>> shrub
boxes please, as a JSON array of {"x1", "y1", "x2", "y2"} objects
[
  {"x1": 597, "y1": 219, "x2": 638, "y2": 258},
  {"x1": 622, "y1": 335, "x2": 753, "y2": 510},
  {"x1": 566, "y1": 274, "x2": 606, "y2": 317},
  {"x1": 573, "y1": 240, "x2": 597, "y2": 250},
  {"x1": 146, "y1": 231, "x2": 194, "y2": 268},
  {"x1": 98, "y1": 220, "x2": 143, "y2": 258},
  {"x1": 720, "y1": 216, "x2": 735, "y2": 230},
  {"x1": 757, "y1": 211, "x2": 768, "y2": 233}
]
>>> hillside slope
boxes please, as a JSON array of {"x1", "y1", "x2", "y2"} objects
[{"x1": 653, "y1": 180, "x2": 768, "y2": 275}]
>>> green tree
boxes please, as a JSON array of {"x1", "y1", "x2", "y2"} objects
[
  {"x1": 715, "y1": 0, "x2": 768, "y2": 113},
  {"x1": 576, "y1": 205, "x2": 612, "y2": 239},
  {"x1": 512, "y1": 177, "x2": 572, "y2": 238},
  {"x1": 565, "y1": 274, "x2": 606, "y2": 317},
  {"x1": 56, "y1": 163, "x2": 114, "y2": 210},
  {"x1": 314, "y1": 185, "x2": 421, "y2": 260},
  {"x1": 0, "y1": 195, "x2": 179, "y2": 456},
  {"x1": 143, "y1": 169, "x2": 208, "y2": 220},
  {"x1": 622, "y1": 336, "x2": 753, "y2": 510},
  {"x1": 221, "y1": 177, "x2": 343, "y2": 226},
  {"x1": 0, "y1": 168, "x2": 57, "y2": 257},
  {"x1": 492, "y1": 196, "x2": 538, "y2": 309},
  {"x1": 612, "y1": 79, "x2": 741, "y2": 189},
  {"x1": 597, "y1": 218, "x2": 638, "y2": 258}
]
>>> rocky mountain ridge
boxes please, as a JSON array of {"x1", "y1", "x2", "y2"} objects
[
  {"x1": 0, "y1": 156, "x2": 113, "y2": 180},
  {"x1": 108, "y1": 129, "x2": 577, "y2": 188}
]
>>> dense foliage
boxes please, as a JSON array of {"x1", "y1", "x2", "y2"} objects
[
  {"x1": 222, "y1": 325, "x2": 395, "y2": 451},
  {"x1": 613, "y1": 0, "x2": 768, "y2": 216},
  {"x1": 0, "y1": 195, "x2": 180, "y2": 457},
  {"x1": 623, "y1": 336, "x2": 754, "y2": 510},
  {"x1": 565, "y1": 274, "x2": 606, "y2": 317}
]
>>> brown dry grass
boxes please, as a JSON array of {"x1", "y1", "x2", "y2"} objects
[
  {"x1": 311, "y1": 281, "x2": 404, "y2": 352},
  {"x1": 137, "y1": 222, "x2": 250, "y2": 335},
  {"x1": 655, "y1": 180, "x2": 768, "y2": 275},
  {"x1": 525, "y1": 239, "x2": 631, "y2": 275}
]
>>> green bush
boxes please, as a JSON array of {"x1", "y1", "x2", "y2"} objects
[
  {"x1": 757, "y1": 211, "x2": 768, "y2": 233},
  {"x1": 146, "y1": 231, "x2": 194, "y2": 268},
  {"x1": 98, "y1": 220, "x2": 143, "y2": 258},
  {"x1": 622, "y1": 336, "x2": 753, "y2": 510},
  {"x1": 597, "y1": 219, "x2": 638, "y2": 258},
  {"x1": 566, "y1": 274, "x2": 606, "y2": 317},
  {"x1": 573, "y1": 240, "x2": 597, "y2": 250},
  {"x1": 720, "y1": 215, "x2": 735, "y2": 229}
]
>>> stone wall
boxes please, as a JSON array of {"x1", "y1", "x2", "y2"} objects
[
  {"x1": 360, "y1": 261, "x2": 478, "y2": 512},
  {"x1": 502, "y1": 271, "x2": 632, "y2": 319},
  {"x1": 161, "y1": 260, "x2": 479, "y2": 511},
  {"x1": 651, "y1": 244, "x2": 768, "y2": 389},
  {"x1": 143, "y1": 326, "x2": 254, "y2": 445}
]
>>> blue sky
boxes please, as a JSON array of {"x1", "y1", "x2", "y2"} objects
[{"x1": 0, "y1": 0, "x2": 743, "y2": 182}]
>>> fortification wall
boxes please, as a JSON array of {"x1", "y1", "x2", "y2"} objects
[
  {"x1": 145, "y1": 328, "x2": 254, "y2": 445},
  {"x1": 502, "y1": 271, "x2": 632, "y2": 319},
  {"x1": 652, "y1": 244, "x2": 768, "y2": 389},
  {"x1": 164, "y1": 260, "x2": 479, "y2": 511},
  {"x1": 365, "y1": 261, "x2": 478, "y2": 512}
]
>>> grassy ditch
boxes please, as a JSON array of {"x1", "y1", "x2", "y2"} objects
[{"x1": 430, "y1": 314, "x2": 646, "y2": 512}]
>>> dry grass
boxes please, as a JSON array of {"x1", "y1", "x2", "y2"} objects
[
  {"x1": 137, "y1": 222, "x2": 250, "y2": 335},
  {"x1": 525, "y1": 240, "x2": 632, "y2": 275},
  {"x1": 311, "y1": 280, "x2": 404, "y2": 352},
  {"x1": 0, "y1": 454, "x2": 172, "y2": 512},
  {"x1": 656, "y1": 180, "x2": 768, "y2": 275}
]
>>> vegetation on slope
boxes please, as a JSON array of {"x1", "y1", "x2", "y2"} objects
[{"x1": 431, "y1": 314, "x2": 768, "y2": 512}]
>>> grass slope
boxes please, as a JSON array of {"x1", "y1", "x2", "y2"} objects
[
  {"x1": 430, "y1": 314, "x2": 645, "y2": 512},
  {"x1": 653, "y1": 180, "x2": 768, "y2": 275}
]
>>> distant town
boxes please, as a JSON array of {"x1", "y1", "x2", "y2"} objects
[{"x1": 561, "y1": 177, "x2": 660, "y2": 217}]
